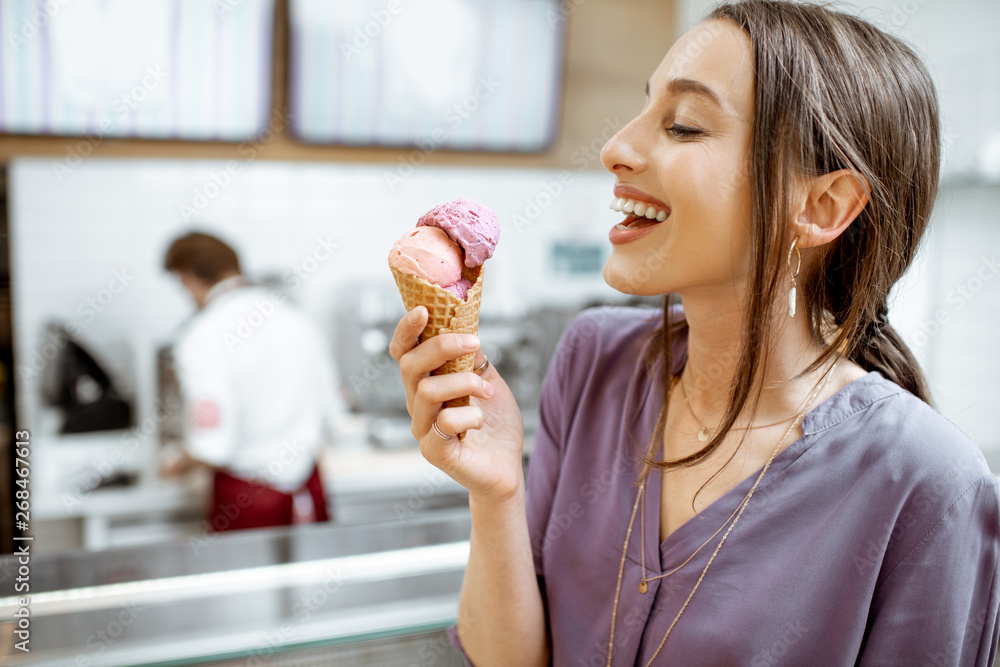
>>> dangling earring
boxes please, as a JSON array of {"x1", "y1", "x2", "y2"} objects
[{"x1": 787, "y1": 236, "x2": 801, "y2": 318}]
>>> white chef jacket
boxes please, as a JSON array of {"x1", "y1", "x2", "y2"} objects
[{"x1": 173, "y1": 277, "x2": 344, "y2": 493}]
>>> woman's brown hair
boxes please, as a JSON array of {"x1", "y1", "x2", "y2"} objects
[{"x1": 645, "y1": 0, "x2": 939, "y2": 475}]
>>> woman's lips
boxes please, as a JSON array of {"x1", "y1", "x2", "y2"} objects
[
  {"x1": 609, "y1": 223, "x2": 661, "y2": 245},
  {"x1": 608, "y1": 214, "x2": 665, "y2": 245}
]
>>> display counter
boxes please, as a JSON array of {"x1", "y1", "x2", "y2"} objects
[{"x1": 0, "y1": 510, "x2": 471, "y2": 666}]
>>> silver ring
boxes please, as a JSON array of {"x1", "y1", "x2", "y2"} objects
[
  {"x1": 431, "y1": 419, "x2": 453, "y2": 441},
  {"x1": 473, "y1": 356, "x2": 490, "y2": 375}
]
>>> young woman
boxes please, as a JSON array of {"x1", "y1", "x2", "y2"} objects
[{"x1": 390, "y1": 1, "x2": 1000, "y2": 664}]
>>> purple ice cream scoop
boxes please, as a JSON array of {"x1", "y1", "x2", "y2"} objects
[
  {"x1": 444, "y1": 277, "x2": 473, "y2": 300},
  {"x1": 417, "y1": 198, "x2": 499, "y2": 269}
]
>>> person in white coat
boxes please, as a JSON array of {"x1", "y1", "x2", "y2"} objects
[{"x1": 161, "y1": 231, "x2": 343, "y2": 531}]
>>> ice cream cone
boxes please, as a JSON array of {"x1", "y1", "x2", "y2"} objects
[{"x1": 390, "y1": 263, "x2": 484, "y2": 409}]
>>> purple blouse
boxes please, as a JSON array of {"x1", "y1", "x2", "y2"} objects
[{"x1": 451, "y1": 307, "x2": 1000, "y2": 666}]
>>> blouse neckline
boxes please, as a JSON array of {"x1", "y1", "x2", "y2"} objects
[{"x1": 634, "y1": 333, "x2": 905, "y2": 562}]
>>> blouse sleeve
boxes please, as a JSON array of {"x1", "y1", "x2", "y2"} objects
[
  {"x1": 858, "y1": 474, "x2": 1000, "y2": 666},
  {"x1": 526, "y1": 322, "x2": 573, "y2": 578}
]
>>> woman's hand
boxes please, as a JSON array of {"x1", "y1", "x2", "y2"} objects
[{"x1": 390, "y1": 306, "x2": 525, "y2": 505}]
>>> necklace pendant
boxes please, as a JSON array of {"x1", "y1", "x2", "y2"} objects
[
  {"x1": 697, "y1": 428, "x2": 710, "y2": 443},
  {"x1": 639, "y1": 580, "x2": 648, "y2": 594}
]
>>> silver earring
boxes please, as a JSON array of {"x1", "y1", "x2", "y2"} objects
[{"x1": 787, "y1": 236, "x2": 801, "y2": 318}]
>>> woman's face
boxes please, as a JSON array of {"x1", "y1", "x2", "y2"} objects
[{"x1": 600, "y1": 20, "x2": 756, "y2": 297}]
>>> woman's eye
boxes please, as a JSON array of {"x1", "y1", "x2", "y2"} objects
[{"x1": 666, "y1": 124, "x2": 702, "y2": 138}]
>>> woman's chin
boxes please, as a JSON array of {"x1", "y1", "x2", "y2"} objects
[{"x1": 602, "y1": 258, "x2": 670, "y2": 296}]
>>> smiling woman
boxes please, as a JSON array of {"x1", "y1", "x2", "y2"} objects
[{"x1": 390, "y1": 1, "x2": 1000, "y2": 665}]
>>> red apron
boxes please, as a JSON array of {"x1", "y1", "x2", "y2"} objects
[{"x1": 207, "y1": 465, "x2": 330, "y2": 532}]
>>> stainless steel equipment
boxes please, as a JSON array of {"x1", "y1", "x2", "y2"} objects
[{"x1": 155, "y1": 343, "x2": 185, "y2": 449}]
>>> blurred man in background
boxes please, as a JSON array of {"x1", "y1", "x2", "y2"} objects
[{"x1": 160, "y1": 231, "x2": 343, "y2": 532}]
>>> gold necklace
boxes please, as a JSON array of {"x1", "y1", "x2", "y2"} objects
[
  {"x1": 678, "y1": 372, "x2": 796, "y2": 443},
  {"x1": 606, "y1": 370, "x2": 831, "y2": 667}
]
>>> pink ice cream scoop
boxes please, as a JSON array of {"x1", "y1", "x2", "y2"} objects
[
  {"x1": 387, "y1": 227, "x2": 470, "y2": 298},
  {"x1": 417, "y1": 198, "x2": 499, "y2": 268}
]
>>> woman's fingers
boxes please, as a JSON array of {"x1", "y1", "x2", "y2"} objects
[
  {"x1": 389, "y1": 306, "x2": 428, "y2": 362},
  {"x1": 391, "y1": 306, "x2": 496, "y2": 449},
  {"x1": 411, "y1": 372, "x2": 493, "y2": 437},
  {"x1": 401, "y1": 333, "x2": 480, "y2": 378},
  {"x1": 472, "y1": 348, "x2": 502, "y2": 381},
  {"x1": 424, "y1": 406, "x2": 486, "y2": 442},
  {"x1": 419, "y1": 405, "x2": 486, "y2": 472},
  {"x1": 398, "y1": 335, "x2": 481, "y2": 413},
  {"x1": 391, "y1": 307, "x2": 481, "y2": 380}
]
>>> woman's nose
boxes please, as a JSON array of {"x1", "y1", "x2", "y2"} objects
[{"x1": 600, "y1": 119, "x2": 647, "y2": 176}]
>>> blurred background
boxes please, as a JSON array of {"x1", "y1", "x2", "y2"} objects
[{"x1": 0, "y1": 0, "x2": 996, "y2": 665}]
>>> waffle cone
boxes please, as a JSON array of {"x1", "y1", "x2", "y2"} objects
[{"x1": 390, "y1": 263, "x2": 484, "y2": 408}]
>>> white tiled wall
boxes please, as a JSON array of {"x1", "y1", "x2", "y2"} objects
[{"x1": 894, "y1": 186, "x2": 1000, "y2": 454}]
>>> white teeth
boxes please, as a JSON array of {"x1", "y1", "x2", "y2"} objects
[{"x1": 608, "y1": 197, "x2": 669, "y2": 221}]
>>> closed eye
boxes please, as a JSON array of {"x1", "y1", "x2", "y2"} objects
[{"x1": 666, "y1": 124, "x2": 703, "y2": 139}]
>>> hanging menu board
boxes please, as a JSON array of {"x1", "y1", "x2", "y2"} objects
[
  {"x1": 287, "y1": 0, "x2": 565, "y2": 152},
  {"x1": 0, "y1": 0, "x2": 275, "y2": 141}
]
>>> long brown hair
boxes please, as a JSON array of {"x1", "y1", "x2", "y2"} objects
[{"x1": 646, "y1": 0, "x2": 939, "y2": 474}]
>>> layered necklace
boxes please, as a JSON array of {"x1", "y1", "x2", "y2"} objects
[
  {"x1": 679, "y1": 373, "x2": 794, "y2": 443},
  {"x1": 606, "y1": 368, "x2": 831, "y2": 666}
]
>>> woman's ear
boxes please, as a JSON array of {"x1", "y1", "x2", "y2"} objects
[{"x1": 791, "y1": 170, "x2": 870, "y2": 248}]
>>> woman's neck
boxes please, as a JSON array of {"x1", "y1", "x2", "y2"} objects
[{"x1": 679, "y1": 289, "x2": 842, "y2": 427}]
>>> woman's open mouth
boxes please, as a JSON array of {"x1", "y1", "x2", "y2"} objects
[
  {"x1": 608, "y1": 197, "x2": 670, "y2": 243},
  {"x1": 610, "y1": 197, "x2": 669, "y2": 227}
]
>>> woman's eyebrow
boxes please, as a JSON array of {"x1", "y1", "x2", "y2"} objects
[{"x1": 646, "y1": 78, "x2": 726, "y2": 110}]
